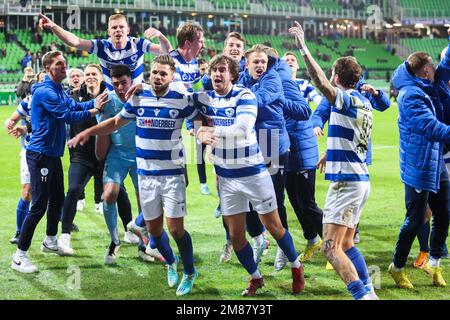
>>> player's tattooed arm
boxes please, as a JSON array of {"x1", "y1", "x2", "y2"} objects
[{"x1": 289, "y1": 21, "x2": 337, "y2": 105}]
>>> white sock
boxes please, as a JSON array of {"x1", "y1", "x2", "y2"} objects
[
  {"x1": 45, "y1": 235, "x2": 57, "y2": 243},
  {"x1": 250, "y1": 269, "x2": 262, "y2": 279},
  {"x1": 307, "y1": 235, "x2": 320, "y2": 245},
  {"x1": 252, "y1": 234, "x2": 264, "y2": 248},
  {"x1": 290, "y1": 258, "x2": 301, "y2": 269},
  {"x1": 429, "y1": 257, "x2": 440, "y2": 268},
  {"x1": 17, "y1": 248, "x2": 27, "y2": 257},
  {"x1": 392, "y1": 264, "x2": 403, "y2": 272},
  {"x1": 201, "y1": 183, "x2": 207, "y2": 187}
]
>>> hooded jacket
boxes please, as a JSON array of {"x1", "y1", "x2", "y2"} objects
[
  {"x1": 270, "y1": 57, "x2": 317, "y2": 171},
  {"x1": 238, "y1": 56, "x2": 310, "y2": 158},
  {"x1": 27, "y1": 75, "x2": 95, "y2": 157},
  {"x1": 392, "y1": 58, "x2": 450, "y2": 193}
]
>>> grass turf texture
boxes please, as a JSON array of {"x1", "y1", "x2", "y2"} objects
[{"x1": 0, "y1": 102, "x2": 448, "y2": 300}]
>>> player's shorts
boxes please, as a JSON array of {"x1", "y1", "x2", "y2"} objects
[
  {"x1": 20, "y1": 148, "x2": 30, "y2": 185},
  {"x1": 323, "y1": 180, "x2": 370, "y2": 228},
  {"x1": 218, "y1": 170, "x2": 277, "y2": 216},
  {"x1": 139, "y1": 174, "x2": 186, "y2": 221},
  {"x1": 444, "y1": 151, "x2": 450, "y2": 177},
  {"x1": 103, "y1": 155, "x2": 138, "y2": 191}
]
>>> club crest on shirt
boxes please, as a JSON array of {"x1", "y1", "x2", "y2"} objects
[
  {"x1": 225, "y1": 108, "x2": 234, "y2": 117},
  {"x1": 130, "y1": 54, "x2": 138, "y2": 63},
  {"x1": 202, "y1": 106, "x2": 207, "y2": 114},
  {"x1": 41, "y1": 168, "x2": 49, "y2": 176},
  {"x1": 137, "y1": 108, "x2": 145, "y2": 116},
  {"x1": 169, "y1": 109, "x2": 179, "y2": 119}
]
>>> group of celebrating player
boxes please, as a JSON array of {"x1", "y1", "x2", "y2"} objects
[{"x1": 4, "y1": 11, "x2": 450, "y2": 299}]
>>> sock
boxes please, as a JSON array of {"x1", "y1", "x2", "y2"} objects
[
  {"x1": 276, "y1": 230, "x2": 298, "y2": 262},
  {"x1": 417, "y1": 221, "x2": 430, "y2": 253},
  {"x1": 235, "y1": 242, "x2": 258, "y2": 275},
  {"x1": 252, "y1": 234, "x2": 264, "y2": 248},
  {"x1": 174, "y1": 231, "x2": 195, "y2": 275},
  {"x1": 17, "y1": 248, "x2": 27, "y2": 257},
  {"x1": 45, "y1": 235, "x2": 57, "y2": 242},
  {"x1": 429, "y1": 257, "x2": 440, "y2": 268},
  {"x1": 135, "y1": 212, "x2": 145, "y2": 228},
  {"x1": 201, "y1": 183, "x2": 207, "y2": 188},
  {"x1": 16, "y1": 198, "x2": 30, "y2": 232},
  {"x1": 290, "y1": 259, "x2": 301, "y2": 269},
  {"x1": 392, "y1": 264, "x2": 403, "y2": 272},
  {"x1": 345, "y1": 247, "x2": 371, "y2": 286},
  {"x1": 307, "y1": 235, "x2": 320, "y2": 246},
  {"x1": 103, "y1": 202, "x2": 120, "y2": 244},
  {"x1": 347, "y1": 280, "x2": 367, "y2": 300},
  {"x1": 149, "y1": 233, "x2": 157, "y2": 249},
  {"x1": 250, "y1": 270, "x2": 262, "y2": 279},
  {"x1": 153, "y1": 230, "x2": 175, "y2": 265}
]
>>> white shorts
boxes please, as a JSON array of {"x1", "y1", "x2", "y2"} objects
[
  {"x1": 138, "y1": 174, "x2": 186, "y2": 221},
  {"x1": 323, "y1": 181, "x2": 370, "y2": 228},
  {"x1": 20, "y1": 148, "x2": 30, "y2": 185},
  {"x1": 218, "y1": 171, "x2": 277, "y2": 216}
]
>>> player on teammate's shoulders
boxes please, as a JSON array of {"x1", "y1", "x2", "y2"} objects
[
  {"x1": 290, "y1": 21, "x2": 378, "y2": 300},
  {"x1": 68, "y1": 55, "x2": 199, "y2": 296},
  {"x1": 39, "y1": 12, "x2": 172, "y2": 90},
  {"x1": 194, "y1": 54, "x2": 305, "y2": 296}
]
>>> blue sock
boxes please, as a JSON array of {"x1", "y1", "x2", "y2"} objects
[
  {"x1": 174, "y1": 231, "x2": 195, "y2": 275},
  {"x1": 103, "y1": 202, "x2": 119, "y2": 244},
  {"x1": 276, "y1": 230, "x2": 298, "y2": 262},
  {"x1": 345, "y1": 246, "x2": 370, "y2": 286},
  {"x1": 417, "y1": 221, "x2": 430, "y2": 252},
  {"x1": 347, "y1": 280, "x2": 367, "y2": 300},
  {"x1": 135, "y1": 211, "x2": 145, "y2": 228},
  {"x1": 235, "y1": 242, "x2": 257, "y2": 275},
  {"x1": 16, "y1": 198, "x2": 30, "y2": 232},
  {"x1": 153, "y1": 230, "x2": 175, "y2": 265},
  {"x1": 149, "y1": 233, "x2": 157, "y2": 249}
]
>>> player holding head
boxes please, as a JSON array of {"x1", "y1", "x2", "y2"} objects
[
  {"x1": 195, "y1": 54, "x2": 305, "y2": 296},
  {"x1": 290, "y1": 21, "x2": 377, "y2": 300}
]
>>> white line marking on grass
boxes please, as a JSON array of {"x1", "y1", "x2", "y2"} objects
[{"x1": 372, "y1": 145, "x2": 397, "y2": 150}]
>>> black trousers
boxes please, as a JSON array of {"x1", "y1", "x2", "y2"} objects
[
  {"x1": 393, "y1": 173, "x2": 450, "y2": 268},
  {"x1": 196, "y1": 142, "x2": 207, "y2": 184},
  {"x1": 18, "y1": 150, "x2": 65, "y2": 251},
  {"x1": 61, "y1": 161, "x2": 133, "y2": 234},
  {"x1": 285, "y1": 169, "x2": 323, "y2": 240}
]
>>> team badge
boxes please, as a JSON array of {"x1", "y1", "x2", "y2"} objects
[
  {"x1": 137, "y1": 108, "x2": 145, "y2": 116},
  {"x1": 169, "y1": 109, "x2": 179, "y2": 119},
  {"x1": 130, "y1": 54, "x2": 138, "y2": 62},
  {"x1": 225, "y1": 108, "x2": 234, "y2": 117},
  {"x1": 202, "y1": 106, "x2": 207, "y2": 114},
  {"x1": 41, "y1": 168, "x2": 49, "y2": 176}
]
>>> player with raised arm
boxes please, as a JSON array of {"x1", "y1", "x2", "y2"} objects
[
  {"x1": 290, "y1": 21, "x2": 377, "y2": 300},
  {"x1": 39, "y1": 13, "x2": 172, "y2": 90},
  {"x1": 68, "y1": 55, "x2": 199, "y2": 296}
]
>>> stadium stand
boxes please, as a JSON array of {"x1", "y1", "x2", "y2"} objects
[
  {"x1": 400, "y1": 38, "x2": 449, "y2": 61},
  {"x1": 397, "y1": 0, "x2": 450, "y2": 18}
]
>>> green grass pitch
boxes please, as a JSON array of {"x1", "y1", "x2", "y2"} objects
[{"x1": 0, "y1": 103, "x2": 448, "y2": 300}]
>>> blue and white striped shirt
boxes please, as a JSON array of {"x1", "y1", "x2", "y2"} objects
[
  {"x1": 295, "y1": 79, "x2": 322, "y2": 105},
  {"x1": 194, "y1": 85, "x2": 266, "y2": 178},
  {"x1": 16, "y1": 96, "x2": 31, "y2": 149},
  {"x1": 326, "y1": 88, "x2": 372, "y2": 182},
  {"x1": 89, "y1": 37, "x2": 153, "y2": 90},
  {"x1": 120, "y1": 84, "x2": 197, "y2": 176},
  {"x1": 169, "y1": 49, "x2": 202, "y2": 93}
]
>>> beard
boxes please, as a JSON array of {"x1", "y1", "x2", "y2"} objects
[{"x1": 152, "y1": 82, "x2": 170, "y2": 96}]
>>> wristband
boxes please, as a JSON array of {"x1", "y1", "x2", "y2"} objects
[{"x1": 299, "y1": 47, "x2": 310, "y2": 56}]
